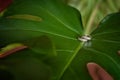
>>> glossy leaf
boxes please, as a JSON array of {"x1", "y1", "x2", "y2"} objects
[
  {"x1": 62, "y1": 12, "x2": 120, "y2": 80},
  {"x1": 0, "y1": 0, "x2": 120, "y2": 80},
  {"x1": 0, "y1": 0, "x2": 83, "y2": 80}
]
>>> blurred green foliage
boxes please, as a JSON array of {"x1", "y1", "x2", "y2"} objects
[{"x1": 68, "y1": 0, "x2": 120, "y2": 32}]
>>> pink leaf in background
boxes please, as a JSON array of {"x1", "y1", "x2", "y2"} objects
[
  {"x1": 87, "y1": 62, "x2": 113, "y2": 80},
  {"x1": 0, "y1": 0, "x2": 13, "y2": 12}
]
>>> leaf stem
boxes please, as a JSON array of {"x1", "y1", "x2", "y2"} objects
[
  {"x1": 57, "y1": 42, "x2": 84, "y2": 80},
  {"x1": 107, "y1": 0, "x2": 117, "y2": 12},
  {"x1": 84, "y1": 0, "x2": 101, "y2": 35}
]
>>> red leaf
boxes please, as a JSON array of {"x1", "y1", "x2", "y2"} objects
[
  {"x1": 0, "y1": 0, "x2": 13, "y2": 12},
  {"x1": 0, "y1": 46, "x2": 28, "y2": 58},
  {"x1": 87, "y1": 62, "x2": 113, "y2": 80}
]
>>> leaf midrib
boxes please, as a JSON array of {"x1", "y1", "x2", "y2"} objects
[
  {"x1": 1, "y1": 29, "x2": 76, "y2": 40},
  {"x1": 57, "y1": 42, "x2": 84, "y2": 80},
  {"x1": 2, "y1": 29, "x2": 84, "y2": 80},
  {"x1": 1, "y1": 29, "x2": 84, "y2": 80}
]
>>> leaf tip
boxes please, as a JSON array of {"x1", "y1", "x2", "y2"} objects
[
  {"x1": 0, "y1": 43, "x2": 28, "y2": 58},
  {"x1": 87, "y1": 62, "x2": 113, "y2": 80}
]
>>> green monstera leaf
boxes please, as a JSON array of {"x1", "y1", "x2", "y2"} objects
[
  {"x1": 62, "y1": 13, "x2": 120, "y2": 80},
  {"x1": 0, "y1": 0, "x2": 120, "y2": 80}
]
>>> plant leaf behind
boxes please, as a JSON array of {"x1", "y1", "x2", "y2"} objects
[
  {"x1": 23, "y1": 35, "x2": 57, "y2": 60},
  {"x1": 0, "y1": 36, "x2": 56, "y2": 80}
]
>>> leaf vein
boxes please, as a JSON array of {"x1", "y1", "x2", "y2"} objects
[
  {"x1": 85, "y1": 48, "x2": 120, "y2": 71},
  {"x1": 93, "y1": 39, "x2": 120, "y2": 44},
  {"x1": 92, "y1": 31, "x2": 120, "y2": 37},
  {"x1": 38, "y1": 6, "x2": 79, "y2": 34},
  {"x1": 2, "y1": 29, "x2": 76, "y2": 40}
]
